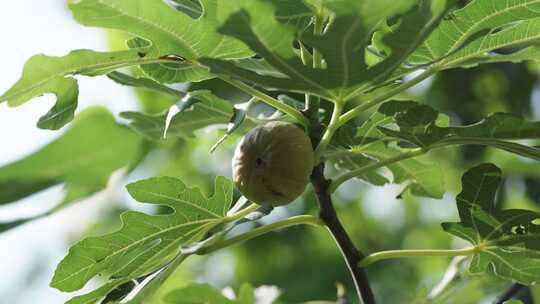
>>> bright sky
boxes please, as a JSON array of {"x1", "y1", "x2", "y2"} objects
[{"x1": 0, "y1": 2, "x2": 138, "y2": 303}]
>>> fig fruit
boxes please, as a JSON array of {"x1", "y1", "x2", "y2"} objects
[{"x1": 232, "y1": 122, "x2": 314, "y2": 206}]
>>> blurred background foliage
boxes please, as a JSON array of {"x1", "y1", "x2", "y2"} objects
[{"x1": 3, "y1": 3, "x2": 540, "y2": 304}]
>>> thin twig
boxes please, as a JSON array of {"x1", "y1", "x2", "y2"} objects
[{"x1": 311, "y1": 163, "x2": 376, "y2": 304}]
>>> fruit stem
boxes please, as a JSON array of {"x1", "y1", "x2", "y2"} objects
[
  {"x1": 198, "y1": 215, "x2": 323, "y2": 255},
  {"x1": 358, "y1": 246, "x2": 479, "y2": 267},
  {"x1": 218, "y1": 76, "x2": 310, "y2": 127}
]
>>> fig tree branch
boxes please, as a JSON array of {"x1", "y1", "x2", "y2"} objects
[{"x1": 311, "y1": 163, "x2": 376, "y2": 304}]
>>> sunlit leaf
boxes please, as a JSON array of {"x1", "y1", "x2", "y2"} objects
[
  {"x1": 107, "y1": 71, "x2": 185, "y2": 97},
  {"x1": 443, "y1": 164, "x2": 540, "y2": 284},
  {"x1": 169, "y1": 0, "x2": 203, "y2": 18},
  {"x1": 202, "y1": 0, "x2": 444, "y2": 101},
  {"x1": 410, "y1": 0, "x2": 540, "y2": 67},
  {"x1": 328, "y1": 104, "x2": 446, "y2": 198},
  {"x1": 70, "y1": 0, "x2": 253, "y2": 83},
  {"x1": 441, "y1": 19, "x2": 540, "y2": 68},
  {"x1": 163, "y1": 283, "x2": 256, "y2": 304},
  {"x1": 304, "y1": 0, "x2": 417, "y2": 29},
  {"x1": 0, "y1": 48, "x2": 154, "y2": 129},
  {"x1": 364, "y1": 143, "x2": 445, "y2": 198},
  {"x1": 378, "y1": 103, "x2": 540, "y2": 160},
  {"x1": 51, "y1": 176, "x2": 233, "y2": 292},
  {"x1": 348, "y1": 0, "x2": 449, "y2": 97},
  {"x1": 0, "y1": 107, "x2": 143, "y2": 206},
  {"x1": 120, "y1": 90, "x2": 234, "y2": 139},
  {"x1": 456, "y1": 46, "x2": 540, "y2": 68},
  {"x1": 164, "y1": 283, "x2": 235, "y2": 304},
  {"x1": 64, "y1": 279, "x2": 129, "y2": 304}
]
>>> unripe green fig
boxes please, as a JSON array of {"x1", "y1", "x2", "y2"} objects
[{"x1": 232, "y1": 122, "x2": 314, "y2": 206}]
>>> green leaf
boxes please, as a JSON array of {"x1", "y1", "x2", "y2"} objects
[
  {"x1": 331, "y1": 150, "x2": 390, "y2": 186},
  {"x1": 70, "y1": 0, "x2": 253, "y2": 83},
  {"x1": 440, "y1": 18, "x2": 540, "y2": 68},
  {"x1": 355, "y1": 100, "x2": 420, "y2": 144},
  {"x1": 163, "y1": 283, "x2": 257, "y2": 304},
  {"x1": 0, "y1": 107, "x2": 142, "y2": 206},
  {"x1": 363, "y1": 143, "x2": 445, "y2": 198},
  {"x1": 329, "y1": 105, "x2": 446, "y2": 199},
  {"x1": 120, "y1": 256, "x2": 189, "y2": 304},
  {"x1": 330, "y1": 143, "x2": 445, "y2": 199},
  {"x1": 102, "y1": 202, "x2": 267, "y2": 304},
  {"x1": 170, "y1": 0, "x2": 203, "y2": 18},
  {"x1": 350, "y1": 0, "x2": 449, "y2": 97},
  {"x1": 120, "y1": 90, "x2": 234, "y2": 140},
  {"x1": 202, "y1": 0, "x2": 443, "y2": 101},
  {"x1": 304, "y1": 0, "x2": 416, "y2": 24},
  {"x1": 378, "y1": 103, "x2": 540, "y2": 160},
  {"x1": 0, "y1": 48, "x2": 152, "y2": 129},
  {"x1": 126, "y1": 38, "x2": 213, "y2": 84},
  {"x1": 51, "y1": 176, "x2": 233, "y2": 292},
  {"x1": 456, "y1": 45, "x2": 540, "y2": 68},
  {"x1": 270, "y1": 0, "x2": 313, "y2": 31},
  {"x1": 234, "y1": 58, "x2": 287, "y2": 78},
  {"x1": 164, "y1": 283, "x2": 235, "y2": 304},
  {"x1": 410, "y1": 0, "x2": 540, "y2": 66},
  {"x1": 64, "y1": 279, "x2": 129, "y2": 304},
  {"x1": 107, "y1": 71, "x2": 185, "y2": 97},
  {"x1": 201, "y1": 0, "x2": 329, "y2": 96},
  {"x1": 210, "y1": 103, "x2": 249, "y2": 153},
  {"x1": 443, "y1": 164, "x2": 540, "y2": 284},
  {"x1": 64, "y1": 201, "x2": 265, "y2": 303}
]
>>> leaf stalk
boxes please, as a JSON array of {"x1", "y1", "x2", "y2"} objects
[
  {"x1": 223, "y1": 203, "x2": 260, "y2": 223},
  {"x1": 338, "y1": 68, "x2": 437, "y2": 128},
  {"x1": 314, "y1": 101, "x2": 344, "y2": 162},
  {"x1": 359, "y1": 246, "x2": 479, "y2": 267},
  {"x1": 199, "y1": 215, "x2": 323, "y2": 255},
  {"x1": 218, "y1": 76, "x2": 310, "y2": 127},
  {"x1": 329, "y1": 148, "x2": 426, "y2": 193}
]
